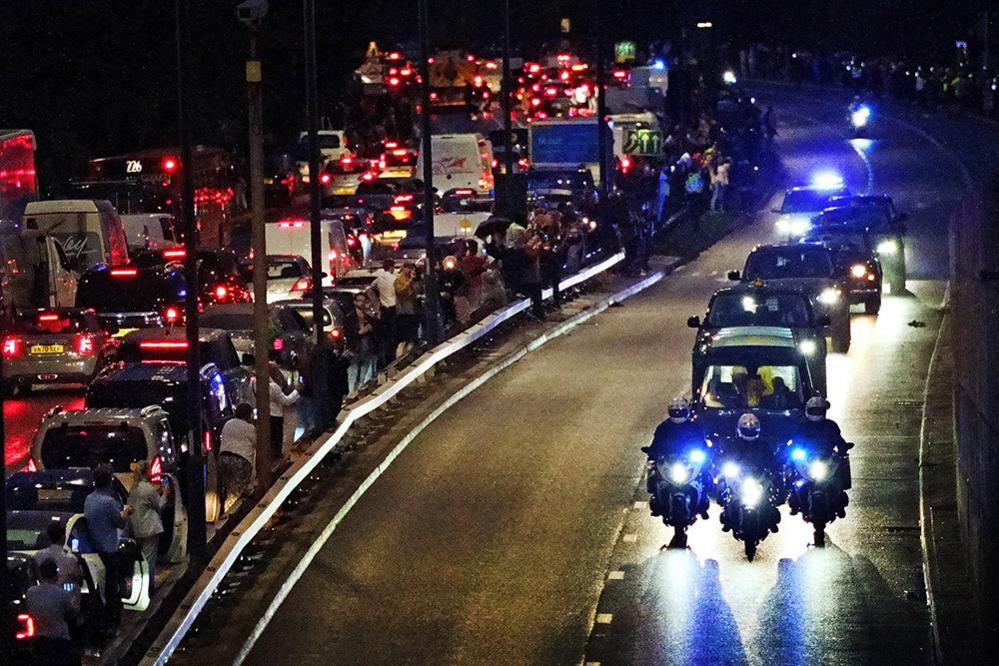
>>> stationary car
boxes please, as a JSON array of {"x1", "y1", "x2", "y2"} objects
[
  {"x1": 688, "y1": 283, "x2": 830, "y2": 396},
  {"x1": 527, "y1": 167, "x2": 598, "y2": 208},
  {"x1": 196, "y1": 248, "x2": 253, "y2": 305},
  {"x1": 116, "y1": 327, "x2": 254, "y2": 406},
  {"x1": 803, "y1": 224, "x2": 884, "y2": 314},
  {"x1": 260, "y1": 254, "x2": 314, "y2": 303},
  {"x1": 200, "y1": 302, "x2": 310, "y2": 369},
  {"x1": 729, "y1": 243, "x2": 852, "y2": 352},
  {"x1": 6, "y1": 553, "x2": 42, "y2": 663},
  {"x1": 274, "y1": 298, "x2": 347, "y2": 355},
  {"x1": 6, "y1": 509, "x2": 151, "y2": 611},
  {"x1": 23, "y1": 413, "x2": 188, "y2": 562},
  {"x1": 1, "y1": 308, "x2": 118, "y2": 394},
  {"x1": 85, "y1": 363, "x2": 227, "y2": 521},
  {"x1": 74, "y1": 261, "x2": 186, "y2": 333},
  {"x1": 772, "y1": 182, "x2": 851, "y2": 239}
]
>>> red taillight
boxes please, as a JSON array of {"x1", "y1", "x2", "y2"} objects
[
  {"x1": 163, "y1": 307, "x2": 181, "y2": 324},
  {"x1": 391, "y1": 148, "x2": 408, "y2": 157},
  {"x1": 203, "y1": 430, "x2": 212, "y2": 453},
  {"x1": 149, "y1": 455, "x2": 163, "y2": 484},
  {"x1": 531, "y1": 98, "x2": 541, "y2": 107},
  {"x1": 620, "y1": 156, "x2": 632, "y2": 173},
  {"x1": 163, "y1": 248, "x2": 186, "y2": 260},
  {"x1": 346, "y1": 236, "x2": 357, "y2": 247},
  {"x1": 162, "y1": 157, "x2": 178, "y2": 172},
  {"x1": 16, "y1": 613, "x2": 34, "y2": 640},
  {"x1": 277, "y1": 219, "x2": 307, "y2": 229},
  {"x1": 320, "y1": 173, "x2": 332, "y2": 185},
  {"x1": 37, "y1": 313, "x2": 60, "y2": 322},
  {"x1": 290, "y1": 277, "x2": 311, "y2": 292},
  {"x1": 110, "y1": 267, "x2": 138, "y2": 278},
  {"x1": 329, "y1": 328, "x2": 342, "y2": 340},
  {"x1": 272, "y1": 337, "x2": 285, "y2": 351},
  {"x1": 75, "y1": 335, "x2": 95, "y2": 355},
  {"x1": 388, "y1": 206, "x2": 412, "y2": 221},
  {"x1": 2, "y1": 336, "x2": 22, "y2": 359},
  {"x1": 214, "y1": 284, "x2": 228, "y2": 301},
  {"x1": 139, "y1": 340, "x2": 188, "y2": 350},
  {"x1": 384, "y1": 141, "x2": 398, "y2": 149},
  {"x1": 24, "y1": 458, "x2": 38, "y2": 473},
  {"x1": 388, "y1": 77, "x2": 401, "y2": 87},
  {"x1": 491, "y1": 158, "x2": 499, "y2": 168},
  {"x1": 328, "y1": 249, "x2": 338, "y2": 262},
  {"x1": 393, "y1": 193, "x2": 414, "y2": 203},
  {"x1": 361, "y1": 172, "x2": 375, "y2": 181}
]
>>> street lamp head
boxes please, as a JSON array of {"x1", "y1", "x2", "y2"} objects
[{"x1": 236, "y1": 0, "x2": 268, "y2": 25}]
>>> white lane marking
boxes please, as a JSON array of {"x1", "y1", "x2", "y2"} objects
[
  {"x1": 622, "y1": 533, "x2": 638, "y2": 543},
  {"x1": 632, "y1": 501, "x2": 646, "y2": 510},
  {"x1": 607, "y1": 571, "x2": 625, "y2": 581},
  {"x1": 689, "y1": 271, "x2": 702, "y2": 277},
  {"x1": 595, "y1": 613, "x2": 613, "y2": 624},
  {"x1": 709, "y1": 270, "x2": 719, "y2": 276}
]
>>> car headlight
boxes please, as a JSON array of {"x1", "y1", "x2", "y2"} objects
[
  {"x1": 790, "y1": 218, "x2": 812, "y2": 237},
  {"x1": 669, "y1": 462, "x2": 691, "y2": 484},
  {"x1": 799, "y1": 339, "x2": 817, "y2": 356},
  {"x1": 876, "y1": 239, "x2": 898, "y2": 255},
  {"x1": 741, "y1": 477, "x2": 765, "y2": 506},
  {"x1": 808, "y1": 460, "x2": 829, "y2": 481},
  {"x1": 721, "y1": 461, "x2": 741, "y2": 478},
  {"x1": 775, "y1": 217, "x2": 790, "y2": 234},
  {"x1": 850, "y1": 264, "x2": 868, "y2": 279},
  {"x1": 817, "y1": 287, "x2": 841, "y2": 305},
  {"x1": 851, "y1": 110, "x2": 869, "y2": 127}
]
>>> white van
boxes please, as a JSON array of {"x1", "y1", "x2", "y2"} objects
[
  {"x1": 0, "y1": 225, "x2": 77, "y2": 310},
  {"x1": 22, "y1": 200, "x2": 129, "y2": 270},
  {"x1": 121, "y1": 213, "x2": 180, "y2": 250},
  {"x1": 264, "y1": 217, "x2": 353, "y2": 291},
  {"x1": 415, "y1": 133, "x2": 495, "y2": 195}
]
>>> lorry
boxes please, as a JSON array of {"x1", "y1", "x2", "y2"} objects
[{"x1": 414, "y1": 134, "x2": 495, "y2": 195}]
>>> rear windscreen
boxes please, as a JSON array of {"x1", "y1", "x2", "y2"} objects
[
  {"x1": 76, "y1": 269, "x2": 185, "y2": 312},
  {"x1": 6, "y1": 483, "x2": 93, "y2": 513},
  {"x1": 41, "y1": 425, "x2": 148, "y2": 472},
  {"x1": 12, "y1": 312, "x2": 88, "y2": 334}
]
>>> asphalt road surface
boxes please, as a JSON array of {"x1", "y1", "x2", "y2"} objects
[{"x1": 237, "y1": 91, "x2": 981, "y2": 665}]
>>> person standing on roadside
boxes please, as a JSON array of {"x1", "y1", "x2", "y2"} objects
[
  {"x1": 126, "y1": 460, "x2": 167, "y2": 592},
  {"x1": 346, "y1": 292, "x2": 378, "y2": 395},
  {"x1": 259, "y1": 362, "x2": 298, "y2": 460},
  {"x1": 373, "y1": 259, "x2": 398, "y2": 364},
  {"x1": 32, "y1": 521, "x2": 83, "y2": 647},
  {"x1": 83, "y1": 464, "x2": 131, "y2": 637},
  {"x1": 394, "y1": 263, "x2": 421, "y2": 358},
  {"x1": 220, "y1": 403, "x2": 257, "y2": 507},
  {"x1": 26, "y1": 559, "x2": 81, "y2": 666}
]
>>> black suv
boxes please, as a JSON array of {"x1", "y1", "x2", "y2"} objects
[
  {"x1": 803, "y1": 223, "x2": 884, "y2": 314},
  {"x1": 75, "y1": 262, "x2": 186, "y2": 331}
]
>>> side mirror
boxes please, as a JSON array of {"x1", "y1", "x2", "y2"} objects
[
  {"x1": 727, "y1": 270, "x2": 741, "y2": 281},
  {"x1": 687, "y1": 315, "x2": 701, "y2": 328},
  {"x1": 241, "y1": 353, "x2": 255, "y2": 366},
  {"x1": 817, "y1": 315, "x2": 831, "y2": 327}
]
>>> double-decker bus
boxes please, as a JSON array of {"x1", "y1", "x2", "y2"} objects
[
  {"x1": 0, "y1": 130, "x2": 38, "y2": 224},
  {"x1": 71, "y1": 146, "x2": 235, "y2": 248}
]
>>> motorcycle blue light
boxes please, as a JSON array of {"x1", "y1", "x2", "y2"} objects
[
  {"x1": 721, "y1": 461, "x2": 740, "y2": 478},
  {"x1": 812, "y1": 171, "x2": 844, "y2": 190},
  {"x1": 689, "y1": 448, "x2": 706, "y2": 464},
  {"x1": 791, "y1": 447, "x2": 807, "y2": 462}
]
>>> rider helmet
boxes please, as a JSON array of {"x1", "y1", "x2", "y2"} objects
[
  {"x1": 737, "y1": 413, "x2": 760, "y2": 441},
  {"x1": 668, "y1": 397, "x2": 691, "y2": 424},
  {"x1": 805, "y1": 396, "x2": 830, "y2": 422}
]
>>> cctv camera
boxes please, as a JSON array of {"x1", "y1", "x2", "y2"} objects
[{"x1": 236, "y1": 0, "x2": 268, "y2": 24}]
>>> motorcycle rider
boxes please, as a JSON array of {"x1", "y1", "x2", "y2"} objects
[
  {"x1": 642, "y1": 398, "x2": 705, "y2": 518},
  {"x1": 799, "y1": 396, "x2": 852, "y2": 457}
]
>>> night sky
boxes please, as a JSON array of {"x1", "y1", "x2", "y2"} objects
[{"x1": 0, "y1": 0, "x2": 990, "y2": 188}]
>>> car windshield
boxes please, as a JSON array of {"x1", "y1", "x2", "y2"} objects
[
  {"x1": 285, "y1": 304, "x2": 333, "y2": 327},
  {"x1": 818, "y1": 208, "x2": 888, "y2": 229},
  {"x1": 700, "y1": 364, "x2": 803, "y2": 410},
  {"x1": 201, "y1": 311, "x2": 254, "y2": 330},
  {"x1": 6, "y1": 514, "x2": 54, "y2": 551},
  {"x1": 745, "y1": 248, "x2": 834, "y2": 279},
  {"x1": 805, "y1": 229, "x2": 870, "y2": 255},
  {"x1": 267, "y1": 259, "x2": 305, "y2": 280},
  {"x1": 6, "y1": 482, "x2": 93, "y2": 513},
  {"x1": 780, "y1": 190, "x2": 834, "y2": 213},
  {"x1": 706, "y1": 293, "x2": 812, "y2": 327},
  {"x1": 40, "y1": 425, "x2": 148, "y2": 473},
  {"x1": 12, "y1": 312, "x2": 88, "y2": 334}
]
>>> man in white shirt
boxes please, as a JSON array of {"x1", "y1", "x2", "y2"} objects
[
  {"x1": 220, "y1": 403, "x2": 258, "y2": 508},
  {"x1": 373, "y1": 259, "x2": 398, "y2": 363}
]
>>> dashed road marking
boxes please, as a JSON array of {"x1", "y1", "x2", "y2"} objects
[
  {"x1": 595, "y1": 613, "x2": 613, "y2": 624},
  {"x1": 633, "y1": 501, "x2": 646, "y2": 510},
  {"x1": 622, "y1": 533, "x2": 638, "y2": 543},
  {"x1": 607, "y1": 570, "x2": 625, "y2": 581}
]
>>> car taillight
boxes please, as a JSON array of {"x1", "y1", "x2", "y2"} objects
[
  {"x1": 214, "y1": 284, "x2": 228, "y2": 301},
  {"x1": 24, "y1": 458, "x2": 38, "y2": 473},
  {"x1": 320, "y1": 173, "x2": 332, "y2": 185},
  {"x1": 203, "y1": 429, "x2": 212, "y2": 453},
  {"x1": 346, "y1": 236, "x2": 357, "y2": 247},
  {"x1": 388, "y1": 206, "x2": 412, "y2": 221},
  {"x1": 109, "y1": 267, "x2": 138, "y2": 278},
  {"x1": 163, "y1": 306, "x2": 181, "y2": 324},
  {"x1": 273, "y1": 337, "x2": 285, "y2": 351},
  {"x1": 37, "y1": 313, "x2": 60, "y2": 322},
  {"x1": 291, "y1": 278, "x2": 311, "y2": 292},
  {"x1": 328, "y1": 249, "x2": 338, "y2": 262},
  {"x1": 394, "y1": 193, "x2": 414, "y2": 203},
  {"x1": 139, "y1": 340, "x2": 189, "y2": 350},
  {"x1": 2, "y1": 335, "x2": 22, "y2": 358},
  {"x1": 328, "y1": 328, "x2": 342, "y2": 341},
  {"x1": 163, "y1": 248, "x2": 186, "y2": 260},
  {"x1": 149, "y1": 455, "x2": 163, "y2": 484},
  {"x1": 75, "y1": 334, "x2": 95, "y2": 355},
  {"x1": 16, "y1": 613, "x2": 34, "y2": 640}
]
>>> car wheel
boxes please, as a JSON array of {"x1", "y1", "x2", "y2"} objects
[
  {"x1": 864, "y1": 294, "x2": 881, "y2": 315},
  {"x1": 831, "y1": 312, "x2": 851, "y2": 353}
]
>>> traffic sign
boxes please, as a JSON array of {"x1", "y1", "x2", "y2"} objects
[{"x1": 622, "y1": 128, "x2": 662, "y2": 156}]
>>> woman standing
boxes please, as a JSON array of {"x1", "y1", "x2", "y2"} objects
[{"x1": 126, "y1": 461, "x2": 167, "y2": 591}]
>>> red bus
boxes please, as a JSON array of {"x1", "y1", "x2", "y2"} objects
[
  {"x1": 0, "y1": 130, "x2": 38, "y2": 224},
  {"x1": 74, "y1": 146, "x2": 235, "y2": 248}
]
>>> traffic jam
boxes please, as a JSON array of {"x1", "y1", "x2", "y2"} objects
[{"x1": 0, "y1": 3, "x2": 965, "y2": 663}]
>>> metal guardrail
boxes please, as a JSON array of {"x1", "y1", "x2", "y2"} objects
[{"x1": 141, "y1": 251, "x2": 625, "y2": 664}]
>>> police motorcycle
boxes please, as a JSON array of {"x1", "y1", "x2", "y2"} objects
[
  {"x1": 786, "y1": 397, "x2": 853, "y2": 547},
  {"x1": 712, "y1": 413, "x2": 792, "y2": 561},
  {"x1": 848, "y1": 97, "x2": 873, "y2": 137},
  {"x1": 642, "y1": 399, "x2": 714, "y2": 549}
]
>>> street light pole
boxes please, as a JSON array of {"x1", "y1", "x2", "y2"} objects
[
  {"x1": 176, "y1": 0, "x2": 207, "y2": 559},
  {"x1": 501, "y1": 0, "x2": 514, "y2": 181},
  {"x1": 303, "y1": 0, "x2": 329, "y2": 426},
  {"x1": 418, "y1": 0, "x2": 441, "y2": 345},
  {"x1": 244, "y1": 18, "x2": 272, "y2": 488},
  {"x1": 594, "y1": 0, "x2": 610, "y2": 200}
]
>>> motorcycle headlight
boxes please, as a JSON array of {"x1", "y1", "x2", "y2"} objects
[
  {"x1": 741, "y1": 477, "x2": 765, "y2": 507},
  {"x1": 851, "y1": 110, "x2": 869, "y2": 127},
  {"x1": 877, "y1": 239, "x2": 898, "y2": 255},
  {"x1": 669, "y1": 462, "x2": 691, "y2": 485},
  {"x1": 799, "y1": 339, "x2": 817, "y2": 356},
  {"x1": 817, "y1": 287, "x2": 841, "y2": 305},
  {"x1": 808, "y1": 460, "x2": 830, "y2": 481},
  {"x1": 775, "y1": 217, "x2": 790, "y2": 234},
  {"x1": 791, "y1": 447, "x2": 807, "y2": 462},
  {"x1": 721, "y1": 461, "x2": 741, "y2": 478},
  {"x1": 850, "y1": 264, "x2": 868, "y2": 279},
  {"x1": 688, "y1": 448, "x2": 707, "y2": 464}
]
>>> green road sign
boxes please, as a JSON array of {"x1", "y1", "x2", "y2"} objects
[{"x1": 622, "y1": 128, "x2": 663, "y2": 156}]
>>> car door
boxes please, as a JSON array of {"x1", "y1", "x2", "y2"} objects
[
  {"x1": 46, "y1": 238, "x2": 78, "y2": 307},
  {"x1": 67, "y1": 515, "x2": 149, "y2": 611}
]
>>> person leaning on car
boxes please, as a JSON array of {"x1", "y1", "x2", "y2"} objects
[{"x1": 83, "y1": 464, "x2": 132, "y2": 636}]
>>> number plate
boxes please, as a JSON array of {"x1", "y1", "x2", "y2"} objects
[{"x1": 29, "y1": 344, "x2": 64, "y2": 354}]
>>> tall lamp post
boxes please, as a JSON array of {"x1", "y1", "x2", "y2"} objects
[
  {"x1": 501, "y1": 0, "x2": 515, "y2": 182},
  {"x1": 176, "y1": 0, "x2": 207, "y2": 560},
  {"x1": 418, "y1": 0, "x2": 441, "y2": 344},
  {"x1": 593, "y1": 0, "x2": 610, "y2": 200},
  {"x1": 237, "y1": 0, "x2": 273, "y2": 488}
]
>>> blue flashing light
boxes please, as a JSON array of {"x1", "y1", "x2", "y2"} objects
[
  {"x1": 652, "y1": 59, "x2": 666, "y2": 71},
  {"x1": 689, "y1": 448, "x2": 706, "y2": 464},
  {"x1": 791, "y1": 447, "x2": 807, "y2": 462},
  {"x1": 811, "y1": 171, "x2": 844, "y2": 190},
  {"x1": 177, "y1": 289, "x2": 187, "y2": 298}
]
